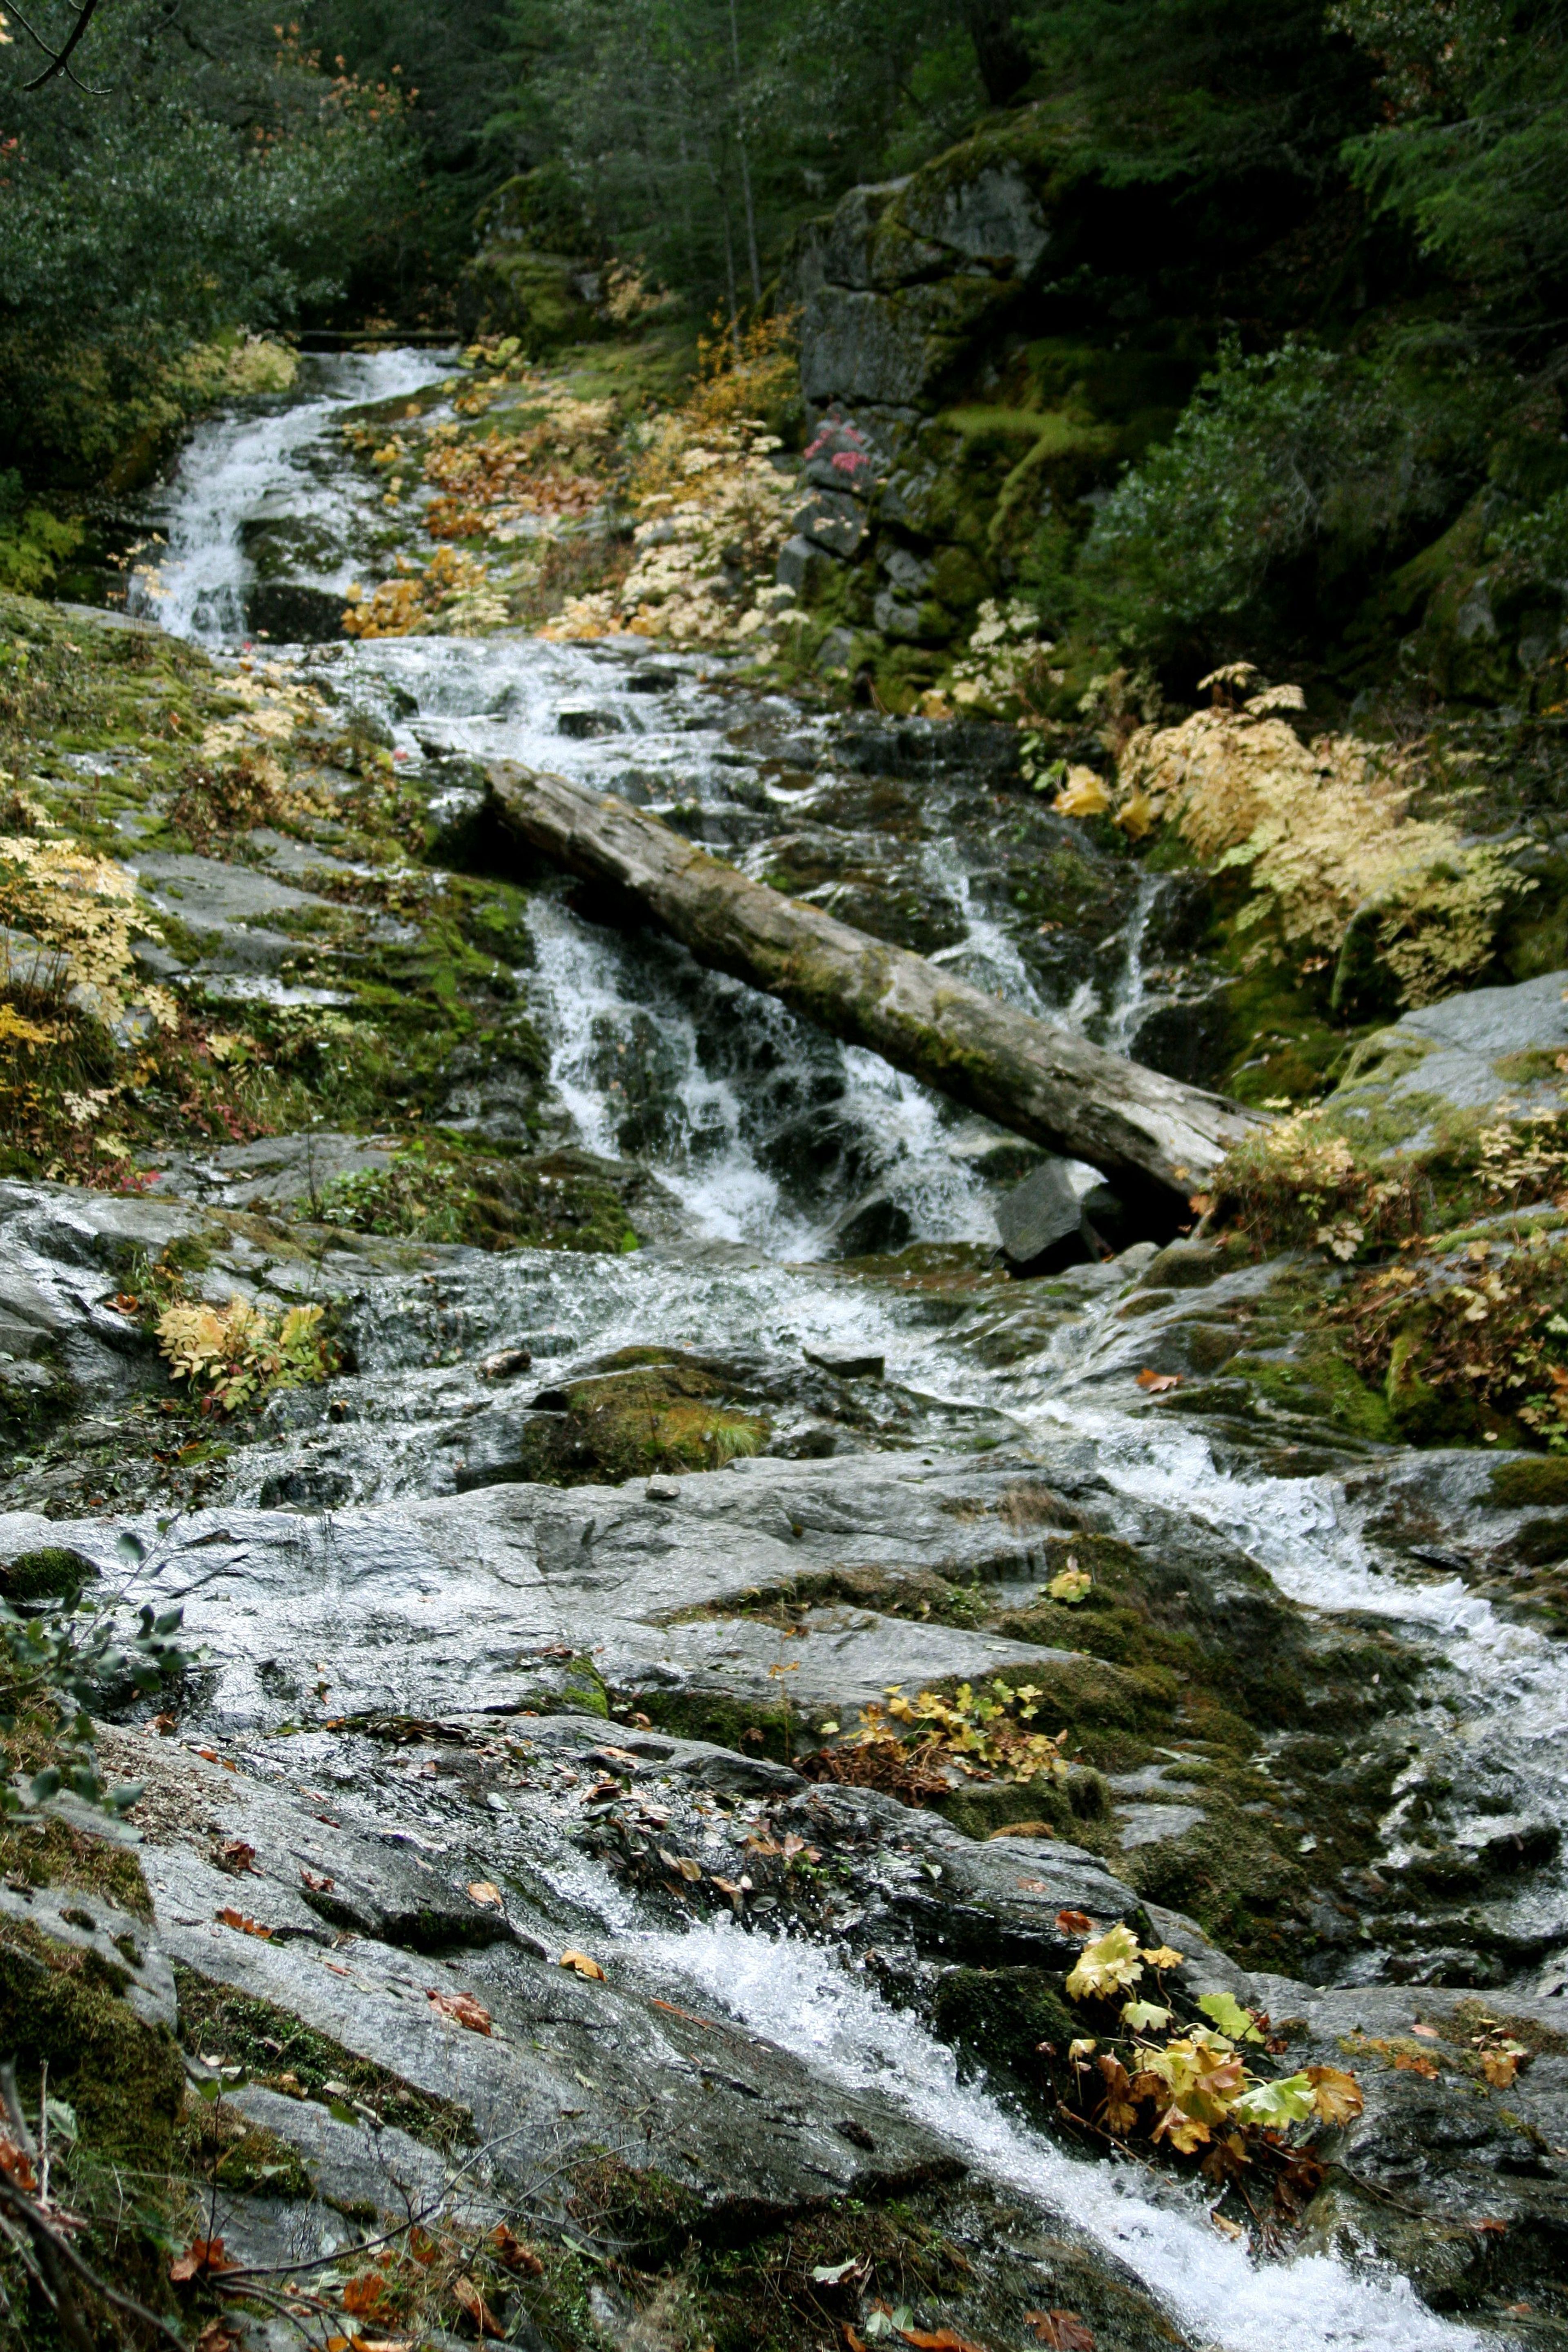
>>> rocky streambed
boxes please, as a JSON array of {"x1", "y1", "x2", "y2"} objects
[{"x1": 6, "y1": 356, "x2": 1568, "y2": 2350}]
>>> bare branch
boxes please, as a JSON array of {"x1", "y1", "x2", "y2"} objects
[{"x1": 9, "y1": 0, "x2": 107, "y2": 93}]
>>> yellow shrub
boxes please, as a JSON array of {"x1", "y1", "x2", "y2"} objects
[
  {"x1": 1116, "y1": 679, "x2": 1526, "y2": 1006},
  {"x1": 0, "y1": 833, "x2": 175, "y2": 1029},
  {"x1": 157, "y1": 1297, "x2": 332, "y2": 1415}
]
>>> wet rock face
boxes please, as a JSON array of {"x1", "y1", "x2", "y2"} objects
[
  {"x1": 0, "y1": 1172, "x2": 1545, "y2": 1998},
  {"x1": 13, "y1": 1170, "x2": 1568, "y2": 2336}
]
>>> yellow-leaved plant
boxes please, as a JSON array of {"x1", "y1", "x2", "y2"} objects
[
  {"x1": 1099, "y1": 672, "x2": 1527, "y2": 1007},
  {"x1": 832, "y1": 1678, "x2": 1070, "y2": 1787},
  {"x1": 1061, "y1": 1920, "x2": 1362, "y2": 2179},
  {"x1": 0, "y1": 832, "x2": 176, "y2": 1029},
  {"x1": 157, "y1": 1298, "x2": 333, "y2": 1415}
]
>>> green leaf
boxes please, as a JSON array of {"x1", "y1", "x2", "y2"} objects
[
  {"x1": 1234, "y1": 2071, "x2": 1315, "y2": 2126},
  {"x1": 27, "y1": 1767, "x2": 62, "y2": 1805},
  {"x1": 1120, "y1": 1998, "x2": 1174, "y2": 2033},
  {"x1": 1198, "y1": 1989, "x2": 1265, "y2": 2043}
]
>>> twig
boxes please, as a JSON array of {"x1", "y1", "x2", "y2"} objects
[
  {"x1": 0, "y1": 2168, "x2": 185, "y2": 2347},
  {"x1": 9, "y1": 0, "x2": 107, "y2": 92}
]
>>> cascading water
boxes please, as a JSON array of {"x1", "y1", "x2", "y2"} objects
[
  {"x1": 133, "y1": 350, "x2": 447, "y2": 645},
  {"x1": 123, "y1": 352, "x2": 1547, "y2": 2350}
]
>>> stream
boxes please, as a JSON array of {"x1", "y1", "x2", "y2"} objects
[{"x1": 96, "y1": 349, "x2": 1568, "y2": 2348}]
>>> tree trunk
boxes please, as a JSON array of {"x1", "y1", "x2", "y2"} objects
[
  {"x1": 964, "y1": 0, "x2": 1033, "y2": 107},
  {"x1": 488, "y1": 764, "x2": 1264, "y2": 1200},
  {"x1": 728, "y1": 0, "x2": 764, "y2": 303}
]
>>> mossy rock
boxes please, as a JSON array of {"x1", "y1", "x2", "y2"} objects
[
  {"x1": 1385, "y1": 1325, "x2": 1488, "y2": 1444},
  {"x1": 929, "y1": 1963, "x2": 1078, "y2": 2105},
  {"x1": 624, "y1": 1688, "x2": 795, "y2": 1766},
  {"x1": 518, "y1": 1349, "x2": 771, "y2": 1486},
  {"x1": 1224, "y1": 1345, "x2": 1395, "y2": 1445},
  {"x1": 1491, "y1": 1455, "x2": 1568, "y2": 1509},
  {"x1": 0, "y1": 1916, "x2": 185, "y2": 2169},
  {"x1": 1111, "y1": 1794, "x2": 1311, "y2": 1969},
  {"x1": 212, "y1": 2119, "x2": 315, "y2": 2198},
  {"x1": 0, "y1": 1545, "x2": 98, "y2": 1610},
  {"x1": 461, "y1": 247, "x2": 606, "y2": 358},
  {"x1": 0, "y1": 1815, "x2": 152, "y2": 1918},
  {"x1": 174, "y1": 1967, "x2": 474, "y2": 2149},
  {"x1": 935, "y1": 1775, "x2": 1075, "y2": 1841}
]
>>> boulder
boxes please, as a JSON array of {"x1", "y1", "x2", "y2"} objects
[
  {"x1": 1339, "y1": 967, "x2": 1568, "y2": 1121},
  {"x1": 993, "y1": 1157, "x2": 1093, "y2": 1274}
]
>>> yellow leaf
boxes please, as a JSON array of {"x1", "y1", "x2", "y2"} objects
[
  {"x1": 1155, "y1": 2107, "x2": 1212, "y2": 2153},
  {"x1": 1140, "y1": 1945, "x2": 1185, "y2": 1970},
  {"x1": 1065, "y1": 1923, "x2": 1143, "y2": 2002},
  {"x1": 1053, "y1": 765, "x2": 1110, "y2": 820},
  {"x1": 1307, "y1": 2064, "x2": 1365, "y2": 2123},
  {"x1": 1114, "y1": 790, "x2": 1159, "y2": 840}
]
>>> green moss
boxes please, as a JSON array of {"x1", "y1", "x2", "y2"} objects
[
  {"x1": 626, "y1": 1689, "x2": 795, "y2": 1765},
  {"x1": 1223, "y1": 1344, "x2": 1395, "y2": 1443},
  {"x1": 173, "y1": 1967, "x2": 476, "y2": 2149},
  {"x1": 212, "y1": 2119, "x2": 315, "y2": 2198},
  {"x1": 1112, "y1": 1795, "x2": 1312, "y2": 1966},
  {"x1": 1492, "y1": 1455, "x2": 1568, "y2": 1508},
  {"x1": 563, "y1": 1652, "x2": 610, "y2": 1717},
  {"x1": 0, "y1": 1545, "x2": 98, "y2": 1607},
  {"x1": 0, "y1": 1816, "x2": 153, "y2": 1918},
  {"x1": 930, "y1": 1964, "x2": 1078, "y2": 2099},
  {"x1": 568, "y1": 2152, "x2": 706, "y2": 2260},
  {"x1": 933, "y1": 1776, "x2": 1074, "y2": 1840},
  {"x1": 515, "y1": 1352, "x2": 771, "y2": 1486},
  {"x1": 0, "y1": 1915, "x2": 184, "y2": 2168}
]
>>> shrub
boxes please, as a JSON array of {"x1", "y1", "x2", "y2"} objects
[
  {"x1": 1111, "y1": 675, "x2": 1528, "y2": 1007},
  {"x1": 1078, "y1": 339, "x2": 1474, "y2": 651},
  {"x1": 156, "y1": 1298, "x2": 334, "y2": 1416}
]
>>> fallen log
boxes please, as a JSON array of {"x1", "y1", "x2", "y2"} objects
[{"x1": 488, "y1": 762, "x2": 1264, "y2": 1199}]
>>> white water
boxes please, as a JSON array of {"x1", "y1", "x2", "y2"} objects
[
  {"x1": 527, "y1": 1837, "x2": 1483, "y2": 2352},
  {"x1": 128, "y1": 353, "x2": 1535, "y2": 2351},
  {"x1": 134, "y1": 349, "x2": 450, "y2": 645}
]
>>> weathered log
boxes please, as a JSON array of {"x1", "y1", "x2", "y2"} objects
[{"x1": 488, "y1": 762, "x2": 1264, "y2": 1198}]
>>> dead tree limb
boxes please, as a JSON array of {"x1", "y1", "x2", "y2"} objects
[{"x1": 488, "y1": 763, "x2": 1265, "y2": 1200}]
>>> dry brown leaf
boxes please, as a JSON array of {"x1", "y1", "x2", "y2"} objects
[
  {"x1": 171, "y1": 2236, "x2": 240, "y2": 2283},
  {"x1": 1482, "y1": 2049, "x2": 1521, "y2": 2088},
  {"x1": 300, "y1": 1866, "x2": 335, "y2": 1893},
  {"x1": 194, "y1": 2325, "x2": 245, "y2": 2352},
  {"x1": 492, "y1": 2223, "x2": 545, "y2": 2276},
  {"x1": 1025, "y1": 2316, "x2": 1096, "y2": 2352},
  {"x1": 467, "y1": 1881, "x2": 504, "y2": 1909},
  {"x1": 1056, "y1": 1909, "x2": 1094, "y2": 1935},
  {"x1": 452, "y1": 2275, "x2": 505, "y2": 2339},
  {"x1": 559, "y1": 1949, "x2": 606, "y2": 1980},
  {"x1": 1393, "y1": 2051, "x2": 1439, "y2": 2078},
  {"x1": 1135, "y1": 1368, "x2": 1182, "y2": 1393},
  {"x1": 341, "y1": 2273, "x2": 386, "y2": 2316},
  {"x1": 1307, "y1": 2065, "x2": 1364, "y2": 2124},
  {"x1": 216, "y1": 1906, "x2": 273, "y2": 1940},
  {"x1": 219, "y1": 1838, "x2": 257, "y2": 1873},
  {"x1": 425, "y1": 1987, "x2": 492, "y2": 2034}
]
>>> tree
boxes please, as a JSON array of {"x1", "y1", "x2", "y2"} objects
[{"x1": 963, "y1": 0, "x2": 1032, "y2": 105}]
